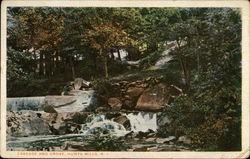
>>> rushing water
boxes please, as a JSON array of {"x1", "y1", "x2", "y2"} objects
[
  {"x1": 80, "y1": 114, "x2": 128, "y2": 136},
  {"x1": 7, "y1": 97, "x2": 45, "y2": 111},
  {"x1": 7, "y1": 90, "x2": 159, "y2": 151},
  {"x1": 126, "y1": 112, "x2": 157, "y2": 132},
  {"x1": 7, "y1": 90, "x2": 95, "y2": 112}
]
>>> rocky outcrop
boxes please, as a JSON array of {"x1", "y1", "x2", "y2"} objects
[
  {"x1": 7, "y1": 111, "x2": 90, "y2": 137},
  {"x1": 136, "y1": 83, "x2": 169, "y2": 111},
  {"x1": 7, "y1": 111, "x2": 51, "y2": 137},
  {"x1": 108, "y1": 98, "x2": 122, "y2": 110},
  {"x1": 103, "y1": 77, "x2": 183, "y2": 111},
  {"x1": 44, "y1": 89, "x2": 94, "y2": 113},
  {"x1": 113, "y1": 115, "x2": 131, "y2": 130},
  {"x1": 73, "y1": 78, "x2": 91, "y2": 90}
]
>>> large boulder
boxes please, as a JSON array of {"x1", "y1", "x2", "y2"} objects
[
  {"x1": 41, "y1": 112, "x2": 89, "y2": 135},
  {"x1": 178, "y1": 136, "x2": 192, "y2": 144},
  {"x1": 113, "y1": 115, "x2": 131, "y2": 130},
  {"x1": 124, "y1": 87, "x2": 145, "y2": 108},
  {"x1": 126, "y1": 87, "x2": 145, "y2": 98},
  {"x1": 44, "y1": 89, "x2": 94, "y2": 112},
  {"x1": 135, "y1": 83, "x2": 169, "y2": 111},
  {"x1": 74, "y1": 78, "x2": 91, "y2": 90},
  {"x1": 7, "y1": 111, "x2": 51, "y2": 137},
  {"x1": 108, "y1": 98, "x2": 122, "y2": 110},
  {"x1": 45, "y1": 96, "x2": 77, "y2": 107}
]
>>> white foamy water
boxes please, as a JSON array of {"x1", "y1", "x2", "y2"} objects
[
  {"x1": 79, "y1": 112, "x2": 158, "y2": 137},
  {"x1": 126, "y1": 112, "x2": 157, "y2": 132},
  {"x1": 80, "y1": 114, "x2": 129, "y2": 136},
  {"x1": 7, "y1": 90, "x2": 95, "y2": 112}
]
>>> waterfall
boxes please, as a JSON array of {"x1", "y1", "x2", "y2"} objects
[
  {"x1": 79, "y1": 112, "x2": 158, "y2": 137},
  {"x1": 7, "y1": 90, "x2": 95, "y2": 112},
  {"x1": 126, "y1": 112, "x2": 157, "y2": 132},
  {"x1": 7, "y1": 97, "x2": 45, "y2": 111},
  {"x1": 80, "y1": 114, "x2": 129, "y2": 136}
]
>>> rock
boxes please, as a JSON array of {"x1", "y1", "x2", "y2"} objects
[
  {"x1": 40, "y1": 112, "x2": 89, "y2": 135},
  {"x1": 74, "y1": 78, "x2": 91, "y2": 90},
  {"x1": 124, "y1": 95, "x2": 131, "y2": 100},
  {"x1": 45, "y1": 96, "x2": 77, "y2": 107},
  {"x1": 113, "y1": 115, "x2": 131, "y2": 130},
  {"x1": 178, "y1": 136, "x2": 192, "y2": 144},
  {"x1": 156, "y1": 136, "x2": 176, "y2": 144},
  {"x1": 108, "y1": 98, "x2": 122, "y2": 110},
  {"x1": 7, "y1": 111, "x2": 51, "y2": 137},
  {"x1": 145, "y1": 137, "x2": 156, "y2": 143},
  {"x1": 136, "y1": 131, "x2": 148, "y2": 138},
  {"x1": 125, "y1": 131, "x2": 136, "y2": 139},
  {"x1": 136, "y1": 83, "x2": 169, "y2": 111},
  {"x1": 124, "y1": 100, "x2": 133, "y2": 108},
  {"x1": 133, "y1": 147, "x2": 148, "y2": 151},
  {"x1": 43, "y1": 104, "x2": 57, "y2": 113},
  {"x1": 44, "y1": 89, "x2": 94, "y2": 112},
  {"x1": 62, "y1": 141, "x2": 86, "y2": 151},
  {"x1": 57, "y1": 122, "x2": 76, "y2": 135},
  {"x1": 147, "y1": 146, "x2": 160, "y2": 151},
  {"x1": 95, "y1": 106, "x2": 110, "y2": 112},
  {"x1": 147, "y1": 132, "x2": 156, "y2": 138},
  {"x1": 105, "y1": 112, "x2": 121, "y2": 120},
  {"x1": 133, "y1": 144, "x2": 156, "y2": 151},
  {"x1": 136, "y1": 83, "x2": 148, "y2": 88},
  {"x1": 126, "y1": 87, "x2": 145, "y2": 97}
]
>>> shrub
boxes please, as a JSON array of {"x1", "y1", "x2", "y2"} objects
[{"x1": 160, "y1": 84, "x2": 241, "y2": 151}]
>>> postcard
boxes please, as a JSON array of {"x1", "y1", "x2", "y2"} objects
[{"x1": 1, "y1": 0, "x2": 249, "y2": 158}]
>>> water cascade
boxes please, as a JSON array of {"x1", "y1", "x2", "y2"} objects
[
  {"x1": 126, "y1": 112, "x2": 157, "y2": 132},
  {"x1": 80, "y1": 114, "x2": 129, "y2": 136},
  {"x1": 7, "y1": 97, "x2": 45, "y2": 111}
]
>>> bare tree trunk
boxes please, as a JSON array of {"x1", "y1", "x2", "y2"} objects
[
  {"x1": 39, "y1": 51, "x2": 44, "y2": 76},
  {"x1": 45, "y1": 52, "x2": 51, "y2": 78},
  {"x1": 55, "y1": 50, "x2": 59, "y2": 75},
  {"x1": 100, "y1": 48, "x2": 109, "y2": 78},
  {"x1": 176, "y1": 40, "x2": 190, "y2": 89},
  {"x1": 104, "y1": 56, "x2": 108, "y2": 78},
  {"x1": 110, "y1": 48, "x2": 115, "y2": 60},
  {"x1": 70, "y1": 56, "x2": 75, "y2": 79},
  {"x1": 117, "y1": 48, "x2": 122, "y2": 61}
]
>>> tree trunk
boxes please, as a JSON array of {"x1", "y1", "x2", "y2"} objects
[
  {"x1": 39, "y1": 51, "x2": 44, "y2": 76},
  {"x1": 70, "y1": 56, "x2": 75, "y2": 79},
  {"x1": 110, "y1": 48, "x2": 115, "y2": 60},
  {"x1": 176, "y1": 40, "x2": 190, "y2": 89},
  {"x1": 104, "y1": 56, "x2": 108, "y2": 78},
  {"x1": 45, "y1": 52, "x2": 51, "y2": 78},
  {"x1": 100, "y1": 48, "x2": 109, "y2": 78},
  {"x1": 55, "y1": 50, "x2": 59, "y2": 75},
  {"x1": 117, "y1": 49, "x2": 122, "y2": 61}
]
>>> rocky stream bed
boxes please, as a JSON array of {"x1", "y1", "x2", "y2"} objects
[{"x1": 7, "y1": 78, "x2": 194, "y2": 152}]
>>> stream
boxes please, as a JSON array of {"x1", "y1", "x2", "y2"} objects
[{"x1": 6, "y1": 89, "x2": 190, "y2": 151}]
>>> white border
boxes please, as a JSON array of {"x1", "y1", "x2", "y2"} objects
[{"x1": 1, "y1": 0, "x2": 249, "y2": 158}]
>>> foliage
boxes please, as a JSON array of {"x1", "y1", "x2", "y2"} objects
[{"x1": 158, "y1": 8, "x2": 241, "y2": 151}]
